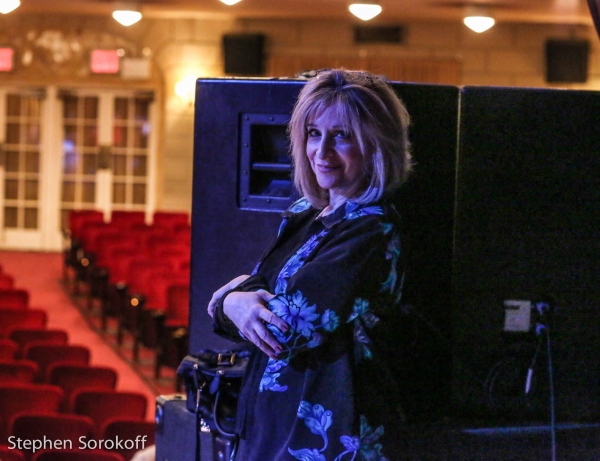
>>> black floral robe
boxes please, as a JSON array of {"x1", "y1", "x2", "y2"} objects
[{"x1": 215, "y1": 197, "x2": 408, "y2": 461}]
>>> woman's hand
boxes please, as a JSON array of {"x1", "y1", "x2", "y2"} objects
[
  {"x1": 223, "y1": 290, "x2": 289, "y2": 359},
  {"x1": 207, "y1": 274, "x2": 251, "y2": 318}
]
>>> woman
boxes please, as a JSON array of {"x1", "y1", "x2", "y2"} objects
[{"x1": 208, "y1": 69, "x2": 412, "y2": 460}]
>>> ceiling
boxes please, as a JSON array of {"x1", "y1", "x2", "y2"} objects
[{"x1": 13, "y1": 0, "x2": 595, "y2": 27}]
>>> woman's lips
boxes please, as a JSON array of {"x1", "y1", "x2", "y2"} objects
[{"x1": 316, "y1": 164, "x2": 339, "y2": 172}]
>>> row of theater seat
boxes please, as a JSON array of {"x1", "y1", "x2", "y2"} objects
[
  {"x1": 0, "y1": 268, "x2": 154, "y2": 461},
  {"x1": 63, "y1": 209, "x2": 191, "y2": 382}
]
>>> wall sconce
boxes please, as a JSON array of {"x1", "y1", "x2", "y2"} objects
[
  {"x1": 463, "y1": 6, "x2": 495, "y2": 33},
  {"x1": 349, "y1": 0, "x2": 382, "y2": 21},
  {"x1": 175, "y1": 75, "x2": 197, "y2": 107},
  {"x1": 0, "y1": 0, "x2": 20, "y2": 14},
  {"x1": 220, "y1": 0, "x2": 242, "y2": 5},
  {"x1": 112, "y1": 3, "x2": 142, "y2": 26}
]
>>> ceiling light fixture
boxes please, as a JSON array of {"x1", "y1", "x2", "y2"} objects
[
  {"x1": 112, "y1": 4, "x2": 142, "y2": 26},
  {"x1": 0, "y1": 0, "x2": 20, "y2": 14},
  {"x1": 220, "y1": 0, "x2": 242, "y2": 5},
  {"x1": 463, "y1": 6, "x2": 495, "y2": 33},
  {"x1": 349, "y1": 1, "x2": 382, "y2": 21}
]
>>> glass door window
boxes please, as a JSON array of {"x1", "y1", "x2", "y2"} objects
[
  {"x1": 2, "y1": 93, "x2": 42, "y2": 230},
  {"x1": 60, "y1": 95, "x2": 99, "y2": 230},
  {"x1": 112, "y1": 96, "x2": 151, "y2": 208}
]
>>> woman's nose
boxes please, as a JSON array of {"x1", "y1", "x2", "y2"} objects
[{"x1": 316, "y1": 136, "x2": 332, "y2": 158}]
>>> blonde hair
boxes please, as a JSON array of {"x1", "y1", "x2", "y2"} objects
[{"x1": 289, "y1": 69, "x2": 412, "y2": 209}]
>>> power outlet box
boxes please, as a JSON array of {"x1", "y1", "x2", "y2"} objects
[{"x1": 503, "y1": 299, "x2": 532, "y2": 332}]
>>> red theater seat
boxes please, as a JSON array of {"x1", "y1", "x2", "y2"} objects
[
  {"x1": 152, "y1": 211, "x2": 189, "y2": 232},
  {"x1": 0, "y1": 360, "x2": 38, "y2": 384},
  {"x1": 0, "y1": 310, "x2": 47, "y2": 338},
  {"x1": 0, "y1": 383, "x2": 63, "y2": 440},
  {"x1": 47, "y1": 364, "x2": 118, "y2": 411},
  {"x1": 9, "y1": 329, "x2": 69, "y2": 359},
  {"x1": 0, "y1": 444, "x2": 26, "y2": 461},
  {"x1": 0, "y1": 273, "x2": 15, "y2": 290},
  {"x1": 9, "y1": 413, "x2": 95, "y2": 461},
  {"x1": 23, "y1": 344, "x2": 91, "y2": 382},
  {"x1": 0, "y1": 338, "x2": 18, "y2": 360},
  {"x1": 0, "y1": 289, "x2": 30, "y2": 309},
  {"x1": 71, "y1": 389, "x2": 147, "y2": 437},
  {"x1": 31, "y1": 450, "x2": 125, "y2": 461}
]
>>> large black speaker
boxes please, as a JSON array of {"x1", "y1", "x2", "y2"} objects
[
  {"x1": 222, "y1": 34, "x2": 265, "y2": 76},
  {"x1": 155, "y1": 395, "x2": 196, "y2": 461},
  {"x1": 452, "y1": 86, "x2": 600, "y2": 423},
  {"x1": 190, "y1": 77, "x2": 459, "y2": 421},
  {"x1": 545, "y1": 39, "x2": 589, "y2": 83},
  {"x1": 155, "y1": 394, "x2": 236, "y2": 461}
]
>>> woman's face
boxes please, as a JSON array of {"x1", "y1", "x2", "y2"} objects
[{"x1": 305, "y1": 105, "x2": 365, "y2": 207}]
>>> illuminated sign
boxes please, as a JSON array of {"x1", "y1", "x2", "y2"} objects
[
  {"x1": 91, "y1": 49, "x2": 120, "y2": 74},
  {"x1": 0, "y1": 48, "x2": 14, "y2": 72}
]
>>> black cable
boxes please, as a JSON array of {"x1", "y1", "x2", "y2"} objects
[
  {"x1": 195, "y1": 388, "x2": 202, "y2": 461},
  {"x1": 545, "y1": 323, "x2": 557, "y2": 461}
]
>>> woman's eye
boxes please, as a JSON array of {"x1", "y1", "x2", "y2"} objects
[
  {"x1": 336, "y1": 131, "x2": 350, "y2": 139},
  {"x1": 307, "y1": 129, "x2": 320, "y2": 137}
]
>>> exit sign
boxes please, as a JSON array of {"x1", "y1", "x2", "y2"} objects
[{"x1": 91, "y1": 49, "x2": 120, "y2": 74}]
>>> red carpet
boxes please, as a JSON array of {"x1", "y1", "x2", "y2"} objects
[{"x1": 0, "y1": 250, "x2": 160, "y2": 421}]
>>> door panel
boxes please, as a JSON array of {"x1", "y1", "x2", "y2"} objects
[
  {"x1": 0, "y1": 86, "x2": 156, "y2": 251},
  {"x1": 60, "y1": 94, "x2": 100, "y2": 231},
  {"x1": 0, "y1": 90, "x2": 44, "y2": 248}
]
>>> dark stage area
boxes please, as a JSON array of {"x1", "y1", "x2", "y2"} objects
[{"x1": 155, "y1": 78, "x2": 600, "y2": 460}]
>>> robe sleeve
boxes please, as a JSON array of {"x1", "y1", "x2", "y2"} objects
[{"x1": 266, "y1": 213, "x2": 402, "y2": 361}]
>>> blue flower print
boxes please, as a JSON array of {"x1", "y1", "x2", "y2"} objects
[
  {"x1": 275, "y1": 230, "x2": 328, "y2": 293},
  {"x1": 270, "y1": 291, "x2": 319, "y2": 338},
  {"x1": 290, "y1": 401, "x2": 333, "y2": 455},
  {"x1": 290, "y1": 404, "x2": 389, "y2": 461},
  {"x1": 357, "y1": 416, "x2": 388, "y2": 461},
  {"x1": 303, "y1": 403, "x2": 333, "y2": 440},
  {"x1": 288, "y1": 197, "x2": 313, "y2": 214},
  {"x1": 277, "y1": 218, "x2": 289, "y2": 238},
  {"x1": 381, "y1": 232, "x2": 402, "y2": 296},
  {"x1": 347, "y1": 299, "x2": 380, "y2": 362},
  {"x1": 352, "y1": 323, "x2": 373, "y2": 361},
  {"x1": 344, "y1": 202, "x2": 384, "y2": 221},
  {"x1": 288, "y1": 448, "x2": 327, "y2": 461},
  {"x1": 322, "y1": 309, "x2": 340, "y2": 331},
  {"x1": 340, "y1": 435, "x2": 361, "y2": 452},
  {"x1": 347, "y1": 299, "x2": 380, "y2": 329},
  {"x1": 333, "y1": 416, "x2": 388, "y2": 461},
  {"x1": 307, "y1": 332, "x2": 324, "y2": 348},
  {"x1": 259, "y1": 357, "x2": 289, "y2": 392},
  {"x1": 261, "y1": 292, "x2": 340, "y2": 393}
]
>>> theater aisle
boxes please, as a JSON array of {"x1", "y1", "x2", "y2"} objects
[{"x1": 0, "y1": 250, "x2": 157, "y2": 421}]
